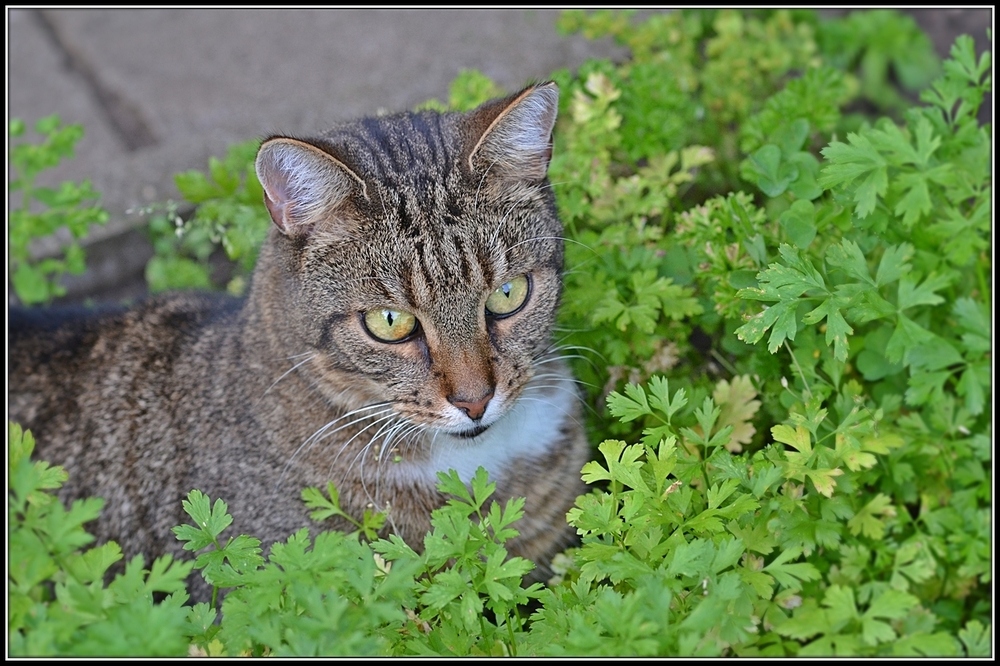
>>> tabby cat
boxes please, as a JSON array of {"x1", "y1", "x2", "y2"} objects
[{"x1": 8, "y1": 81, "x2": 590, "y2": 598}]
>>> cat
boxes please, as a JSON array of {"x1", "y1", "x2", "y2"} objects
[{"x1": 8, "y1": 81, "x2": 590, "y2": 601}]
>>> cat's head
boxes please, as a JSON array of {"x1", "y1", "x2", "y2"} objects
[{"x1": 254, "y1": 82, "x2": 566, "y2": 439}]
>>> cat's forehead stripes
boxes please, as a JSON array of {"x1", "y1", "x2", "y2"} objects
[
  {"x1": 339, "y1": 112, "x2": 458, "y2": 193},
  {"x1": 325, "y1": 112, "x2": 481, "y2": 242},
  {"x1": 400, "y1": 232, "x2": 497, "y2": 307}
]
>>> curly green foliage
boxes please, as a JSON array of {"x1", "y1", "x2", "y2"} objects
[
  {"x1": 558, "y1": 10, "x2": 837, "y2": 183},
  {"x1": 735, "y1": 36, "x2": 991, "y2": 416},
  {"x1": 374, "y1": 468, "x2": 545, "y2": 656},
  {"x1": 547, "y1": 9, "x2": 930, "y2": 415},
  {"x1": 814, "y1": 9, "x2": 942, "y2": 114},
  {"x1": 8, "y1": 422, "x2": 193, "y2": 657},
  {"x1": 524, "y1": 376, "x2": 988, "y2": 657},
  {"x1": 8, "y1": 116, "x2": 109, "y2": 304},
  {"x1": 173, "y1": 489, "x2": 418, "y2": 657},
  {"x1": 168, "y1": 467, "x2": 543, "y2": 657},
  {"x1": 541, "y1": 13, "x2": 990, "y2": 655}
]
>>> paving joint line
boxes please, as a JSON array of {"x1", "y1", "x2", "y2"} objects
[{"x1": 35, "y1": 8, "x2": 159, "y2": 152}]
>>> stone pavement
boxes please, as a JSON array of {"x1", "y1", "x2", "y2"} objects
[{"x1": 5, "y1": 8, "x2": 993, "y2": 303}]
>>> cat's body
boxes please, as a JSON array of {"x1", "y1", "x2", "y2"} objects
[{"x1": 8, "y1": 82, "x2": 589, "y2": 598}]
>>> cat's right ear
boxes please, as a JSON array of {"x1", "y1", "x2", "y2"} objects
[
  {"x1": 467, "y1": 81, "x2": 560, "y2": 183},
  {"x1": 255, "y1": 137, "x2": 366, "y2": 236}
]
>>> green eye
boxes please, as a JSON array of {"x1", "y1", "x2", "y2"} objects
[
  {"x1": 485, "y1": 275, "x2": 530, "y2": 317},
  {"x1": 363, "y1": 309, "x2": 418, "y2": 342}
]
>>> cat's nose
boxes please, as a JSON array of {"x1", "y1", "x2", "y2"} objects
[{"x1": 448, "y1": 389, "x2": 494, "y2": 421}]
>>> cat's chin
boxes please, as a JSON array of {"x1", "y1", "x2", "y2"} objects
[{"x1": 451, "y1": 423, "x2": 491, "y2": 439}]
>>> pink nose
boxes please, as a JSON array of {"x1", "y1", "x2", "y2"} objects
[{"x1": 448, "y1": 389, "x2": 494, "y2": 421}]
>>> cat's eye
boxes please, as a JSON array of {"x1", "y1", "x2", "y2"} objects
[
  {"x1": 485, "y1": 275, "x2": 530, "y2": 317},
  {"x1": 363, "y1": 309, "x2": 418, "y2": 343}
]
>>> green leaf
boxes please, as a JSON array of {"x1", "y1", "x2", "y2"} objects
[
  {"x1": 706, "y1": 478, "x2": 739, "y2": 510},
  {"x1": 779, "y1": 200, "x2": 817, "y2": 249},
  {"x1": 741, "y1": 244, "x2": 826, "y2": 302},
  {"x1": 764, "y1": 546, "x2": 821, "y2": 589},
  {"x1": 775, "y1": 599, "x2": 829, "y2": 641},
  {"x1": 822, "y1": 584, "x2": 859, "y2": 626},
  {"x1": 67, "y1": 542, "x2": 124, "y2": 584},
  {"x1": 144, "y1": 554, "x2": 195, "y2": 595},
  {"x1": 906, "y1": 341, "x2": 964, "y2": 371},
  {"x1": 956, "y1": 364, "x2": 987, "y2": 416},
  {"x1": 891, "y1": 632, "x2": 961, "y2": 657},
  {"x1": 847, "y1": 493, "x2": 896, "y2": 539},
  {"x1": 596, "y1": 440, "x2": 649, "y2": 493},
  {"x1": 896, "y1": 272, "x2": 952, "y2": 311},
  {"x1": 772, "y1": 424, "x2": 812, "y2": 454},
  {"x1": 145, "y1": 255, "x2": 212, "y2": 293},
  {"x1": 646, "y1": 376, "x2": 687, "y2": 423},
  {"x1": 826, "y1": 239, "x2": 874, "y2": 287},
  {"x1": 747, "y1": 144, "x2": 798, "y2": 196},
  {"x1": 787, "y1": 152, "x2": 823, "y2": 200},
  {"x1": 607, "y1": 383, "x2": 652, "y2": 422},
  {"x1": 805, "y1": 467, "x2": 843, "y2": 499},
  {"x1": 772, "y1": 118, "x2": 811, "y2": 155},
  {"x1": 953, "y1": 297, "x2": 990, "y2": 341},
  {"x1": 12, "y1": 261, "x2": 56, "y2": 305},
  {"x1": 219, "y1": 534, "x2": 264, "y2": 573},
  {"x1": 904, "y1": 369, "x2": 952, "y2": 407},
  {"x1": 893, "y1": 172, "x2": 933, "y2": 226},
  {"x1": 801, "y1": 299, "x2": 853, "y2": 362},
  {"x1": 8, "y1": 423, "x2": 68, "y2": 499},
  {"x1": 819, "y1": 131, "x2": 888, "y2": 218},
  {"x1": 434, "y1": 468, "x2": 475, "y2": 508},
  {"x1": 735, "y1": 301, "x2": 797, "y2": 352},
  {"x1": 468, "y1": 466, "x2": 497, "y2": 512},
  {"x1": 666, "y1": 539, "x2": 714, "y2": 578},
  {"x1": 727, "y1": 520, "x2": 776, "y2": 555},
  {"x1": 861, "y1": 617, "x2": 897, "y2": 646},
  {"x1": 301, "y1": 483, "x2": 349, "y2": 523},
  {"x1": 208, "y1": 156, "x2": 239, "y2": 195},
  {"x1": 866, "y1": 588, "x2": 919, "y2": 621},
  {"x1": 860, "y1": 588, "x2": 919, "y2": 646},
  {"x1": 868, "y1": 119, "x2": 932, "y2": 166},
  {"x1": 884, "y1": 315, "x2": 935, "y2": 365},
  {"x1": 580, "y1": 456, "x2": 615, "y2": 487},
  {"x1": 35, "y1": 114, "x2": 63, "y2": 135},
  {"x1": 174, "y1": 170, "x2": 219, "y2": 203},
  {"x1": 958, "y1": 620, "x2": 992, "y2": 657},
  {"x1": 874, "y1": 243, "x2": 913, "y2": 287},
  {"x1": 173, "y1": 491, "x2": 233, "y2": 551}
]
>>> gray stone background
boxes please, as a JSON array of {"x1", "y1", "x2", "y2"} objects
[{"x1": 6, "y1": 8, "x2": 993, "y2": 305}]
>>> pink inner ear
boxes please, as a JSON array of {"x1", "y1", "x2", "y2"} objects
[
  {"x1": 259, "y1": 156, "x2": 299, "y2": 234},
  {"x1": 263, "y1": 190, "x2": 292, "y2": 234}
]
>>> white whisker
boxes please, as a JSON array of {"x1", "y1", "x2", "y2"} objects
[
  {"x1": 256, "y1": 352, "x2": 317, "y2": 405},
  {"x1": 326, "y1": 411, "x2": 402, "y2": 478},
  {"x1": 276, "y1": 403, "x2": 394, "y2": 489},
  {"x1": 506, "y1": 234, "x2": 597, "y2": 254}
]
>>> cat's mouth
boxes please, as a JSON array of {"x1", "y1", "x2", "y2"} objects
[{"x1": 453, "y1": 423, "x2": 491, "y2": 439}]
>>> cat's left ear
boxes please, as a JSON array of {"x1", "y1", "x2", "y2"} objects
[
  {"x1": 467, "y1": 81, "x2": 559, "y2": 183},
  {"x1": 255, "y1": 137, "x2": 366, "y2": 236}
]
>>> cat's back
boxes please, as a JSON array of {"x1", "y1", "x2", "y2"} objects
[{"x1": 8, "y1": 291, "x2": 244, "y2": 441}]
